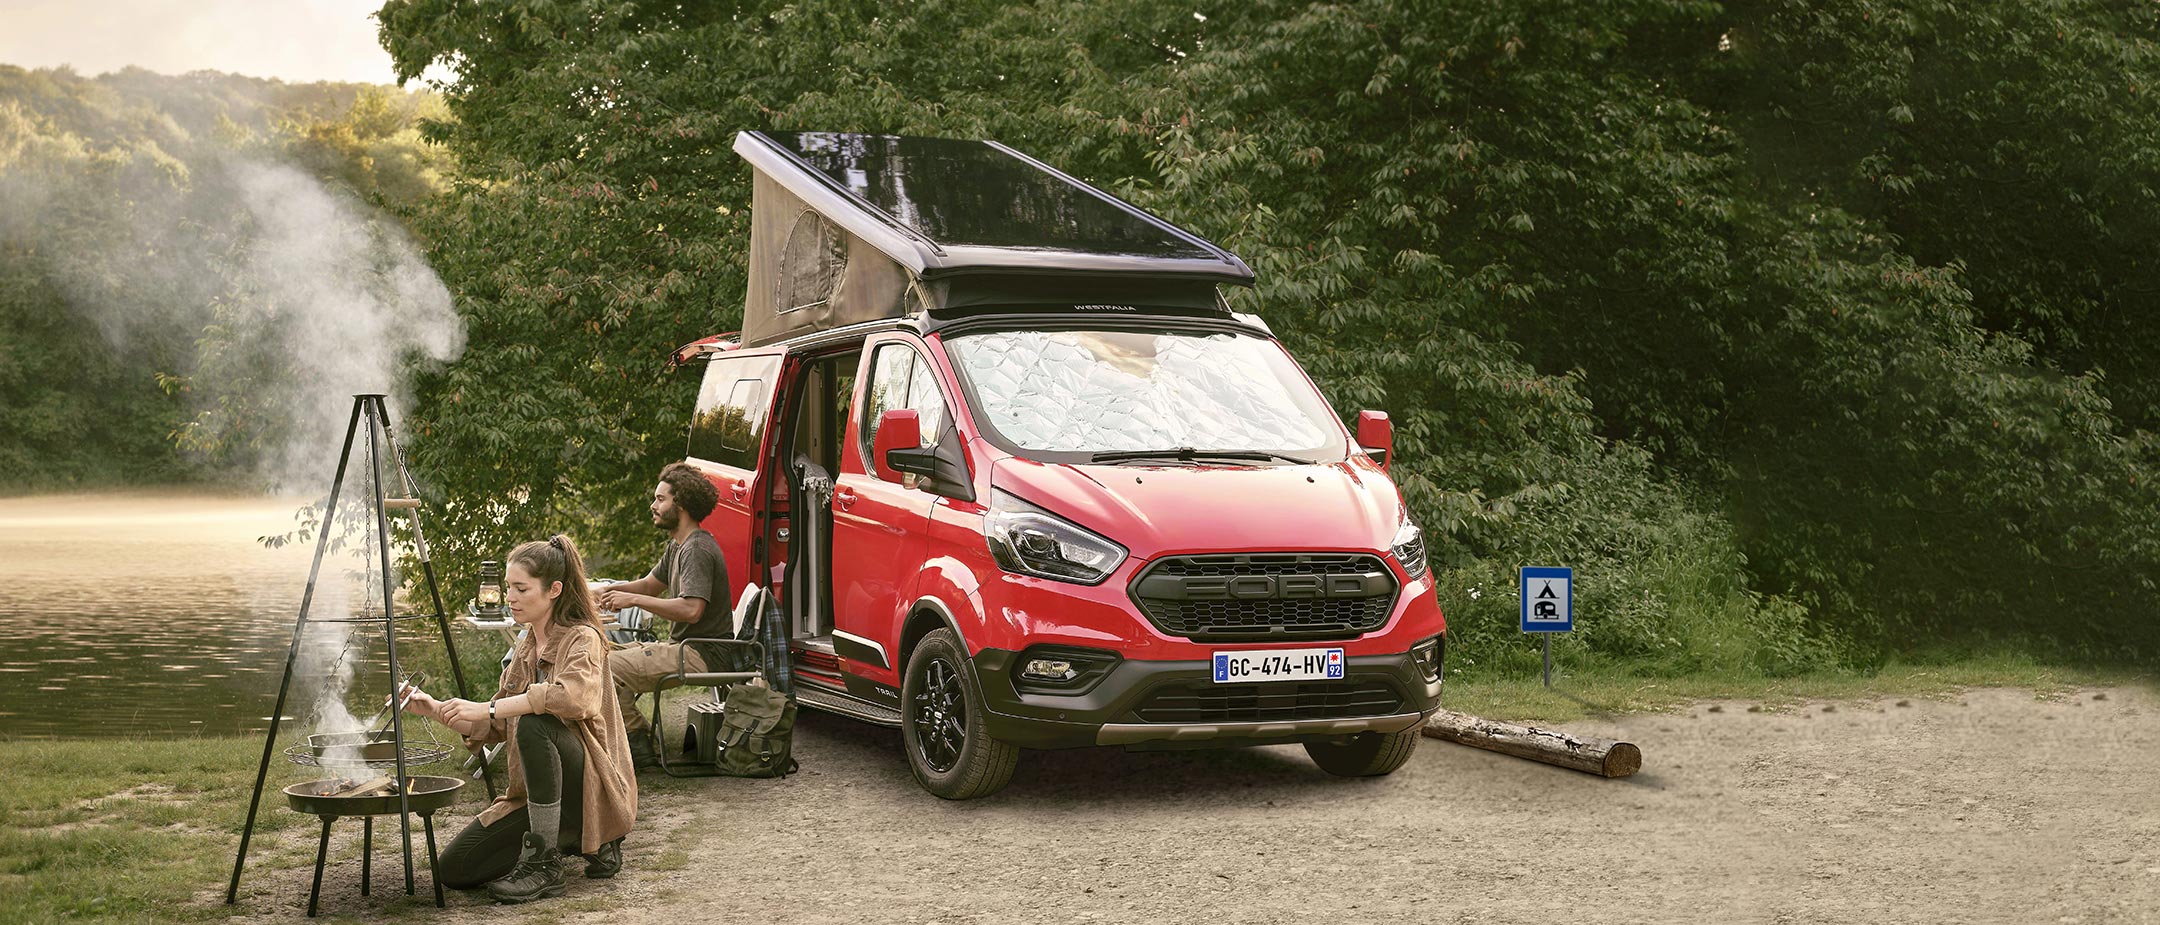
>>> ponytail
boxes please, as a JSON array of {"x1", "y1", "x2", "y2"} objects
[{"x1": 507, "y1": 534, "x2": 601, "y2": 632}]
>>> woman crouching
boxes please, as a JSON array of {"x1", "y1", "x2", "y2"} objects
[{"x1": 402, "y1": 535, "x2": 638, "y2": 903}]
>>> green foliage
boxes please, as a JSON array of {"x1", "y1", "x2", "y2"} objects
[
  {"x1": 1438, "y1": 445, "x2": 1843, "y2": 681},
  {"x1": 5, "y1": 0, "x2": 2151, "y2": 678},
  {"x1": 371, "y1": 0, "x2": 2160, "y2": 665},
  {"x1": 0, "y1": 66, "x2": 449, "y2": 491},
  {"x1": 0, "y1": 247, "x2": 200, "y2": 487}
]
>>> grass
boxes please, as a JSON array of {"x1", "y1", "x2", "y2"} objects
[
  {"x1": 0, "y1": 731, "x2": 514, "y2": 925},
  {"x1": 0, "y1": 682, "x2": 725, "y2": 925},
  {"x1": 1441, "y1": 650, "x2": 2155, "y2": 723},
  {"x1": 0, "y1": 737, "x2": 304, "y2": 925},
  {"x1": 0, "y1": 659, "x2": 2150, "y2": 923}
]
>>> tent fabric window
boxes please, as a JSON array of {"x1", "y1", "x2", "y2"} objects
[{"x1": 776, "y1": 210, "x2": 847, "y2": 315}]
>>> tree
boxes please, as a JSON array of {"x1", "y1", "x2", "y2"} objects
[{"x1": 375, "y1": 0, "x2": 2158, "y2": 662}]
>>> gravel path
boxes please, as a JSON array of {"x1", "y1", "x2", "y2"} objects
[{"x1": 220, "y1": 685, "x2": 2160, "y2": 924}]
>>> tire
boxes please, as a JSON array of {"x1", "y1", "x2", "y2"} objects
[
  {"x1": 1303, "y1": 725, "x2": 1421, "y2": 777},
  {"x1": 901, "y1": 628, "x2": 1019, "y2": 799}
]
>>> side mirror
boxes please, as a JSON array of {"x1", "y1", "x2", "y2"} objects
[
  {"x1": 1356, "y1": 410, "x2": 1393, "y2": 469},
  {"x1": 872, "y1": 409, "x2": 921, "y2": 484}
]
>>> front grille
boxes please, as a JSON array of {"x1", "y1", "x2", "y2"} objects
[
  {"x1": 1130, "y1": 553, "x2": 1398, "y2": 640},
  {"x1": 1133, "y1": 679, "x2": 1405, "y2": 724}
]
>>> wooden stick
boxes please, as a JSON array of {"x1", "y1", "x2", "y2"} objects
[
  {"x1": 321, "y1": 775, "x2": 394, "y2": 797},
  {"x1": 1421, "y1": 709, "x2": 1642, "y2": 778}
]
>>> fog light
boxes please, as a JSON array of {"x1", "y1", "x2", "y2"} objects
[
  {"x1": 1412, "y1": 635, "x2": 1444, "y2": 681},
  {"x1": 1021, "y1": 659, "x2": 1077, "y2": 682}
]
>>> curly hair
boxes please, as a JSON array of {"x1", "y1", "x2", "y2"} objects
[{"x1": 658, "y1": 462, "x2": 720, "y2": 522}]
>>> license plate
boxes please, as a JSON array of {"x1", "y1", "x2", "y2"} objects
[{"x1": 1212, "y1": 647, "x2": 1345, "y2": 683}]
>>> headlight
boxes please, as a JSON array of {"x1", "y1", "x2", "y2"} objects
[
  {"x1": 1391, "y1": 517, "x2": 1429, "y2": 581},
  {"x1": 985, "y1": 489, "x2": 1128, "y2": 585}
]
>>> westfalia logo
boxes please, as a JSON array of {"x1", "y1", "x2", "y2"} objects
[{"x1": 1182, "y1": 574, "x2": 1376, "y2": 600}]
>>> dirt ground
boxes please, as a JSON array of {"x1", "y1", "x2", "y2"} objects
[{"x1": 215, "y1": 685, "x2": 2160, "y2": 925}]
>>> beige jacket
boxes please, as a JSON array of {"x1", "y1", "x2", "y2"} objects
[{"x1": 466, "y1": 622, "x2": 637, "y2": 853}]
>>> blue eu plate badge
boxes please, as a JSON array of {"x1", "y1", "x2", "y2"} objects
[{"x1": 1211, "y1": 647, "x2": 1346, "y2": 683}]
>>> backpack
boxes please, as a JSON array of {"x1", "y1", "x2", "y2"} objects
[{"x1": 713, "y1": 681, "x2": 798, "y2": 778}]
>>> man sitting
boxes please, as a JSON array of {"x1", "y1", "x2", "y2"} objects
[{"x1": 594, "y1": 463, "x2": 732, "y2": 768}]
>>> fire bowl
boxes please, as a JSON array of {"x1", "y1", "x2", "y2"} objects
[{"x1": 283, "y1": 776, "x2": 465, "y2": 817}]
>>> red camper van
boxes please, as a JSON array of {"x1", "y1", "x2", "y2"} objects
[{"x1": 677, "y1": 132, "x2": 1445, "y2": 799}]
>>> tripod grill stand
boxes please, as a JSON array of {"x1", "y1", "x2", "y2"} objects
[{"x1": 226, "y1": 394, "x2": 496, "y2": 913}]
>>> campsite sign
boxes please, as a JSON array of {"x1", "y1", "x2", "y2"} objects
[{"x1": 1520, "y1": 566, "x2": 1574, "y2": 688}]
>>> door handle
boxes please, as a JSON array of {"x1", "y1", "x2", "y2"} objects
[
  {"x1": 729, "y1": 479, "x2": 750, "y2": 501},
  {"x1": 834, "y1": 486, "x2": 857, "y2": 510}
]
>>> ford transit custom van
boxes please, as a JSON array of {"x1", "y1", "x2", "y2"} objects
[{"x1": 677, "y1": 131, "x2": 1445, "y2": 798}]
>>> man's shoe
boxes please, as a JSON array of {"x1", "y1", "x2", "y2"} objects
[
  {"x1": 485, "y1": 832, "x2": 567, "y2": 904},
  {"x1": 582, "y1": 837, "x2": 623, "y2": 879},
  {"x1": 628, "y1": 733, "x2": 660, "y2": 770}
]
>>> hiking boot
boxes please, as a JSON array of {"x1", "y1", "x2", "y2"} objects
[
  {"x1": 582, "y1": 837, "x2": 624, "y2": 879},
  {"x1": 485, "y1": 832, "x2": 566, "y2": 904},
  {"x1": 627, "y1": 732, "x2": 660, "y2": 770}
]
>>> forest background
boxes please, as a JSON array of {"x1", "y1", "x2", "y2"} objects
[{"x1": 3, "y1": 0, "x2": 2156, "y2": 683}]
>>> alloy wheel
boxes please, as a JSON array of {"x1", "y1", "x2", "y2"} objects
[{"x1": 912, "y1": 655, "x2": 967, "y2": 773}]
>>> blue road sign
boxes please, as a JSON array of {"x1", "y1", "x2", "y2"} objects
[{"x1": 1520, "y1": 566, "x2": 1573, "y2": 633}]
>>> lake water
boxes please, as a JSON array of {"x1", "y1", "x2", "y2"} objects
[{"x1": 0, "y1": 491, "x2": 409, "y2": 740}]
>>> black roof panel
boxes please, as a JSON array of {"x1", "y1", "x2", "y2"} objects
[{"x1": 739, "y1": 131, "x2": 1252, "y2": 283}]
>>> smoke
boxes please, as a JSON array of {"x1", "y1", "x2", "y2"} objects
[
  {"x1": 3, "y1": 77, "x2": 467, "y2": 745},
  {"x1": 222, "y1": 159, "x2": 464, "y2": 491},
  {"x1": 300, "y1": 573, "x2": 366, "y2": 743},
  {"x1": 0, "y1": 75, "x2": 465, "y2": 494}
]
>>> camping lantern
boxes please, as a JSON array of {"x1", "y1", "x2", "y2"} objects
[{"x1": 475, "y1": 560, "x2": 504, "y2": 619}]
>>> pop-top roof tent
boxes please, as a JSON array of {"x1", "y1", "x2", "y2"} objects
[{"x1": 733, "y1": 131, "x2": 1255, "y2": 347}]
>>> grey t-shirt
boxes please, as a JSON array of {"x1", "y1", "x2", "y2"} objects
[{"x1": 651, "y1": 529, "x2": 731, "y2": 642}]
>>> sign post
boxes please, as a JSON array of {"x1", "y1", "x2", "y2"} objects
[{"x1": 1519, "y1": 566, "x2": 1573, "y2": 688}]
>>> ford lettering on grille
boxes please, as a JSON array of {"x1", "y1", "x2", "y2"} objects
[
  {"x1": 1172, "y1": 573, "x2": 1389, "y2": 601},
  {"x1": 1129, "y1": 553, "x2": 1400, "y2": 640}
]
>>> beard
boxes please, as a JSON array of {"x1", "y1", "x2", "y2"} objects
[{"x1": 655, "y1": 507, "x2": 680, "y2": 530}]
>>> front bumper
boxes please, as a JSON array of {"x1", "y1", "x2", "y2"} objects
[{"x1": 973, "y1": 645, "x2": 1444, "y2": 750}]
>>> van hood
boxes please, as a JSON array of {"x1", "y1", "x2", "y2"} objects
[{"x1": 988, "y1": 453, "x2": 1405, "y2": 560}]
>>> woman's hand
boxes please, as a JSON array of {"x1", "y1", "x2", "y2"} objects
[
  {"x1": 435, "y1": 698, "x2": 491, "y2": 735},
  {"x1": 394, "y1": 684, "x2": 437, "y2": 717}
]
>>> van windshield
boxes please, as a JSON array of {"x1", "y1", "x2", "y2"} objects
[{"x1": 942, "y1": 328, "x2": 1347, "y2": 463}]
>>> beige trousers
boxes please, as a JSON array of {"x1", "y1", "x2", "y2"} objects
[{"x1": 606, "y1": 641, "x2": 709, "y2": 736}]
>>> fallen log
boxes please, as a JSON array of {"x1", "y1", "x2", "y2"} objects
[{"x1": 1421, "y1": 709, "x2": 1642, "y2": 778}]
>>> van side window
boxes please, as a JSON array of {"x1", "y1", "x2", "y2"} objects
[
  {"x1": 859, "y1": 343, "x2": 947, "y2": 466},
  {"x1": 689, "y1": 354, "x2": 783, "y2": 470}
]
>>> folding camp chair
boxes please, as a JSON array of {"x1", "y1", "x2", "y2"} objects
[{"x1": 650, "y1": 585, "x2": 788, "y2": 778}]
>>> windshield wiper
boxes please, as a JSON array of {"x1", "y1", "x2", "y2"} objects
[{"x1": 1088, "y1": 447, "x2": 1313, "y2": 465}]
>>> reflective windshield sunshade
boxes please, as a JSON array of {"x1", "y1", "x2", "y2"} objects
[{"x1": 946, "y1": 329, "x2": 1344, "y2": 462}]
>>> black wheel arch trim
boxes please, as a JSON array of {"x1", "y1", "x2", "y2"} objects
[{"x1": 904, "y1": 595, "x2": 971, "y2": 663}]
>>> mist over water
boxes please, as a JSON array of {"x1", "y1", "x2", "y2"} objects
[
  {"x1": 0, "y1": 493, "x2": 315, "y2": 738},
  {"x1": 2, "y1": 142, "x2": 464, "y2": 492},
  {"x1": 2, "y1": 92, "x2": 470, "y2": 738}
]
